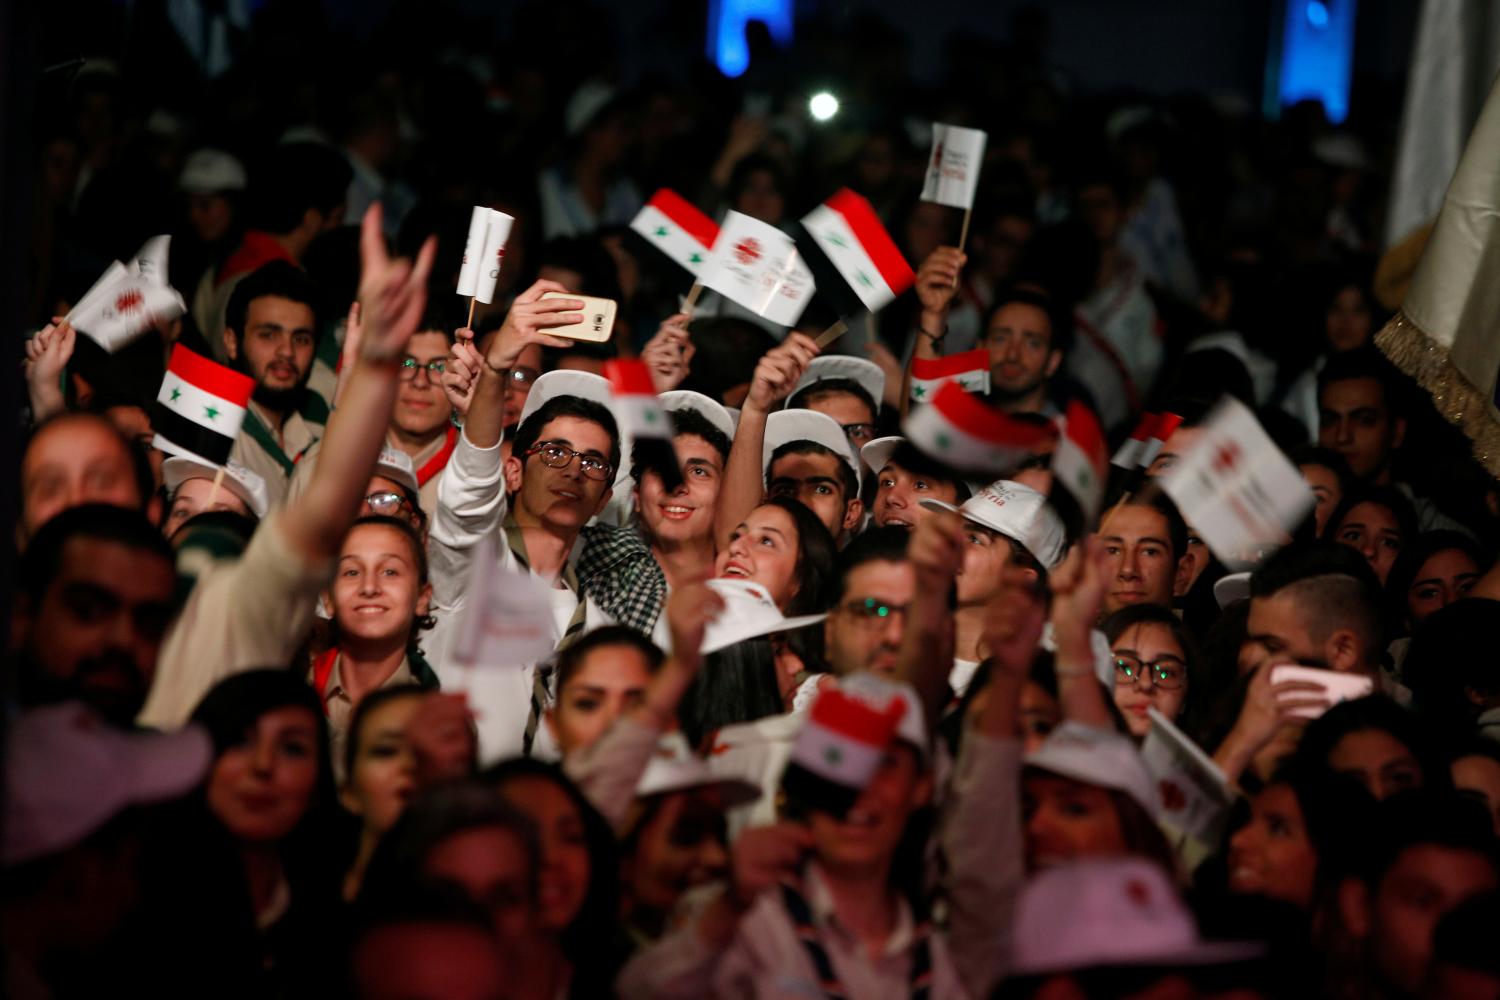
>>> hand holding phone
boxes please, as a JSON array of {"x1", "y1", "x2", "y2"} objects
[{"x1": 538, "y1": 292, "x2": 617, "y2": 343}]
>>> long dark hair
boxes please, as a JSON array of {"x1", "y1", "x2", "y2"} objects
[
  {"x1": 759, "y1": 495, "x2": 838, "y2": 617},
  {"x1": 483, "y1": 759, "x2": 620, "y2": 997},
  {"x1": 677, "y1": 636, "x2": 789, "y2": 750}
]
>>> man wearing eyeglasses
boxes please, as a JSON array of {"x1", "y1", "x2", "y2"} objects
[
  {"x1": 822, "y1": 527, "x2": 916, "y2": 678},
  {"x1": 291, "y1": 305, "x2": 462, "y2": 519},
  {"x1": 785, "y1": 356, "x2": 885, "y2": 453},
  {"x1": 427, "y1": 280, "x2": 620, "y2": 760}
]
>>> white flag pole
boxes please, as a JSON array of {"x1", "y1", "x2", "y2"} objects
[
  {"x1": 682, "y1": 281, "x2": 705, "y2": 317},
  {"x1": 204, "y1": 465, "x2": 227, "y2": 509}
]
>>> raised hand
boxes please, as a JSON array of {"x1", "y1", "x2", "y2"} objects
[
  {"x1": 442, "y1": 329, "x2": 484, "y2": 419},
  {"x1": 1048, "y1": 537, "x2": 1110, "y2": 663},
  {"x1": 23, "y1": 317, "x2": 76, "y2": 421},
  {"x1": 357, "y1": 203, "x2": 437, "y2": 363},
  {"x1": 983, "y1": 566, "x2": 1048, "y2": 679},
  {"x1": 744, "y1": 332, "x2": 820, "y2": 413},
  {"x1": 729, "y1": 821, "x2": 813, "y2": 909},
  {"x1": 641, "y1": 312, "x2": 695, "y2": 393},
  {"x1": 1214, "y1": 663, "x2": 1328, "y2": 785},
  {"x1": 907, "y1": 509, "x2": 966, "y2": 593},
  {"x1": 486, "y1": 279, "x2": 582, "y2": 373},
  {"x1": 915, "y1": 246, "x2": 966, "y2": 318},
  {"x1": 664, "y1": 577, "x2": 726, "y2": 666}
]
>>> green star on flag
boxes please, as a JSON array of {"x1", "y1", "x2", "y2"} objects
[
  {"x1": 643, "y1": 410, "x2": 658, "y2": 424},
  {"x1": 824, "y1": 231, "x2": 849, "y2": 249},
  {"x1": 688, "y1": 253, "x2": 703, "y2": 264},
  {"x1": 204, "y1": 405, "x2": 220, "y2": 421},
  {"x1": 856, "y1": 271, "x2": 873, "y2": 287},
  {"x1": 654, "y1": 226, "x2": 669, "y2": 238},
  {"x1": 823, "y1": 745, "x2": 843, "y2": 766},
  {"x1": 935, "y1": 432, "x2": 952, "y2": 450},
  {"x1": 169, "y1": 386, "x2": 182, "y2": 403},
  {"x1": 913, "y1": 385, "x2": 927, "y2": 399}
]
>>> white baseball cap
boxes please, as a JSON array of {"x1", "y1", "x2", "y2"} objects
[
  {"x1": 701, "y1": 578, "x2": 827, "y2": 654},
  {"x1": 789, "y1": 356, "x2": 885, "y2": 413},
  {"x1": 762, "y1": 409, "x2": 861, "y2": 486},
  {"x1": 860, "y1": 435, "x2": 904, "y2": 475},
  {"x1": 635, "y1": 731, "x2": 761, "y2": 807},
  {"x1": 920, "y1": 479, "x2": 1067, "y2": 570},
  {"x1": 660, "y1": 389, "x2": 735, "y2": 443},
  {"x1": 1024, "y1": 721, "x2": 1160, "y2": 822},
  {"x1": 162, "y1": 457, "x2": 269, "y2": 519},
  {"x1": 373, "y1": 446, "x2": 420, "y2": 498},
  {"x1": 178, "y1": 148, "x2": 248, "y2": 194},
  {"x1": 1213, "y1": 571, "x2": 1252, "y2": 609},
  {"x1": 3, "y1": 703, "x2": 212, "y2": 866},
  {"x1": 1012, "y1": 858, "x2": 1262, "y2": 976},
  {"x1": 518, "y1": 369, "x2": 613, "y2": 427}
]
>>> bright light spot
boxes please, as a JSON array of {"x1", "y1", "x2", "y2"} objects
[
  {"x1": 1306, "y1": 0, "x2": 1329, "y2": 28},
  {"x1": 809, "y1": 92, "x2": 839, "y2": 122}
]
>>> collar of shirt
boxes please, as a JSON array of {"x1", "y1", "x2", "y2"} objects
[
  {"x1": 803, "y1": 861, "x2": 916, "y2": 960},
  {"x1": 325, "y1": 654, "x2": 415, "y2": 708}
]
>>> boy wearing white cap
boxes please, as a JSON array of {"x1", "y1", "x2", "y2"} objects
[
  {"x1": 920, "y1": 480, "x2": 1067, "y2": 696},
  {"x1": 786, "y1": 354, "x2": 886, "y2": 452},
  {"x1": 861, "y1": 435, "x2": 970, "y2": 530},
  {"x1": 427, "y1": 281, "x2": 620, "y2": 759},
  {"x1": 763, "y1": 408, "x2": 865, "y2": 543},
  {"x1": 618, "y1": 674, "x2": 973, "y2": 999}
]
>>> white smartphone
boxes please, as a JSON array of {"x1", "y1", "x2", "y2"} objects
[
  {"x1": 1269, "y1": 664, "x2": 1375, "y2": 719},
  {"x1": 539, "y1": 292, "x2": 617, "y2": 343}
]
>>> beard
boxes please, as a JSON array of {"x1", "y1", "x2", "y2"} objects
[
  {"x1": 988, "y1": 371, "x2": 1047, "y2": 407},
  {"x1": 252, "y1": 381, "x2": 307, "y2": 415},
  {"x1": 16, "y1": 645, "x2": 149, "y2": 726}
]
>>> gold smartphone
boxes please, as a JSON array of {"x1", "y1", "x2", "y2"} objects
[{"x1": 539, "y1": 292, "x2": 618, "y2": 343}]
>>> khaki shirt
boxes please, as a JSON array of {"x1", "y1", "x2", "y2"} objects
[
  {"x1": 318, "y1": 653, "x2": 417, "y2": 780},
  {"x1": 230, "y1": 403, "x2": 323, "y2": 508},
  {"x1": 140, "y1": 511, "x2": 335, "y2": 730}
]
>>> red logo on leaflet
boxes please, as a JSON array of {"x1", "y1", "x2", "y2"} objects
[
  {"x1": 114, "y1": 289, "x2": 144, "y2": 314},
  {"x1": 1159, "y1": 779, "x2": 1187, "y2": 813},
  {"x1": 931, "y1": 142, "x2": 944, "y2": 169},
  {"x1": 1212, "y1": 441, "x2": 1241, "y2": 475},
  {"x1": 734, "y1": 238, "x2": 762, "y2": 266}
]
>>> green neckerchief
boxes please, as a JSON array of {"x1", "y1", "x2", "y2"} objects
[{"x1": 241, "y1": 399, "x2": 325, "y2": 476}]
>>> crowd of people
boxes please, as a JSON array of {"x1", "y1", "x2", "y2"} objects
[{"x1": 8, "y1": 3, "x2": 1500, "y2": 999}]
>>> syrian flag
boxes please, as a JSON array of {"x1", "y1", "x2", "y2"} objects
[
  {"x1": 604, "y1": 358, "x2": 683, "y2": 492},
  {"x1": 910, "y1": 348, "x2": 990, "y2": 402},
  {"x1": 1159, "y1": 397, "x2": 1314, "y2": 569},
  {"x1": 921, "y1": 123, "x2": 988, "y2": 210},
  {"x1": 800, "y1": 189, "x2": 914, "y2": 313},
  {"x1": 1052, "y1": 401, "x2": 1109, "y2": 522},
  {"x1": 903, "y1": 380, "x2": 1054, "y2": 476},
  {"x1": 698, "y1": 211, "x2": 816, "y2": 327},
  {"x1": 780, "y1": 681, "x2": 907, "y2": 819},
  {"x1": 1112, "y1": 411, "x2": 1183, "y2": 470},
  {"x1": 630, "y1": 189, "x2": 719, "y2": 277},
  {"x1": 152, "y1": 345, "x2": 255, "y2": 466}
]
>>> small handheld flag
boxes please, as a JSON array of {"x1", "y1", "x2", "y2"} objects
[
  {"x1": 630, "y1": 189, "x2": 720, "y2": 277},
  {"x1": 910, "y1": 348, "x2": 990, "y2": 402},
  {"x1": 152, "y1": 345, "x2": 255, "y2": 466},
  {"x1": 800, "y1": 189, "x2": 914, "y2": 313},
  {"x1": 1052, "y1": 401, "x2": 1109, "y2": 522},
  {"x1": 68, "y1": 237, "x2": 187, "y2": 353},
  {"x1": 1112, "y1": 412, "x2": 1183, "y2": 470},
  {"x1": 456, "y1": 206, "x2": 489, "y2": 298},
  {"x1": 921, "y1": 123, "x2": 988, "y2": 211},
  {"x1": 698, "y1": 211, "x2": 816, "y2": 328},
  {"x1": 604, "y1": 358, "x2": 682, "y2": 492},
  {"x1": 474, "y1": 209, "x2": 514, "y2": 305},
  {"x1": 1159, "y1": 397, "x2": 1313, "y2": 569},
  {"x1": 903, "y1": 380, "x2": 1054, "y2": 476}
]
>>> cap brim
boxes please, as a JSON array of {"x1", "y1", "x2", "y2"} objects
[
  {"x1": 1213, "y1": 572, "x2": 1252, "y2": 609},
  {"x1": 162, "y1": 457, "x2": 263, "y2": 519},
  {"x1": 917, "y1": 498, "x2": 962, "y2": 516},
  {"x1": 860, "y1": 436, "x2": 903, "y2": 475},
  {"x1": 701, "y1": 612, "x2": 828, "y2": 655}
]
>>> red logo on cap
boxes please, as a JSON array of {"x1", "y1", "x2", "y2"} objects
[
  {"x1": 1125, "y1": 878, "x2": 1152, "y2": 907},
  {"x1": 734, "y1": 238, "x2": 762, "y2": 266}
]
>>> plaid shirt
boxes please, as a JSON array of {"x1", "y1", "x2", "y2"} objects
[{"x1": 578, "y1": 523, "x2": 668, "y2": 635}]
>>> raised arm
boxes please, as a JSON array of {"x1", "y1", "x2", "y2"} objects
[
  {"x1": 277, "y1": 205, "x2": 435, "y2": 563},
  {"x1": 463, "y1": 279, "x2": 580, "y2": 449},
  {"x1": 713, "y1": 333, "x2": 819, "y2": 548},
  {"x1": 23, "y1": 318, "x2": 76, "y2": 424},
  {"x1": 1047, "y1": 537, "x2": 1115, "y2": 729},
  {"x1": 902, "y1": 246, "x2": 966, "y2": 415},
  {"x1": 898, "y1": 510, "x2": 964, "y2": 728}
]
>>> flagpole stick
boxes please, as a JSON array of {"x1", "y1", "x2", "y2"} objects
[
  {"x1": 682, "y1": 281, "x2": 704, "y2": 318},
  {"x1": 204, "y1": 465, "x2": 227, "y2": 509},
  {"x1": 815, "y1": 320, "x2": 848, "y2": 349},
  {"x1": 466, "y1": 297, "x2": 477, "y2": 330},
  {"x1": 957, "y1": 206, "x2": 974, "y2": 254}
]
